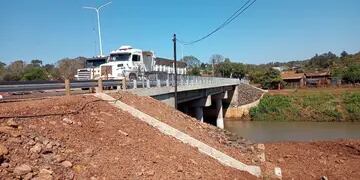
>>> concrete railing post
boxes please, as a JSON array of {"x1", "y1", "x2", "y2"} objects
[
  {"x1": 65, "y1": 79, "x2": 71, "y2": 96},
  {"x1": 157, "y1": 79, "x2": 161, "y2": 87},
  {"x1": 97, "y1": 78, "x2": 103, "y2": 93},
  {"x1": 122, "y1": 79, "x2": 127, "y2": 91},
  {"x1": 180, "y1": 77, "x2": 184, "y2": 86},
  {"x1": 166, "y1": 79, "x2": 170, "y2": 87},
  {"x1": 146, "y1": 79, "x2": 150, "y2": 88},
  {"x1": 133, "y1": 80, "x2": 137, "y2": 89}
]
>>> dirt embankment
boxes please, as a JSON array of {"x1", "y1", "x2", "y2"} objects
[
  {"x1": 0, "y1": 95, "x2": 257, "y2": 179},
  {"x1": 266, "y1": 140, "x2": 360, "y2": 179},
  {"x1": 110, "y1": 92, "x2": 264, "y2": 165}
]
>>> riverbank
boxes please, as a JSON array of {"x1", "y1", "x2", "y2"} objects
[
  {"x1": 265, "y1": 139, "x2": 360, "y2": 179},
  {"x1": 250, "y1": 87, "x2": 360, "y2": 121}
]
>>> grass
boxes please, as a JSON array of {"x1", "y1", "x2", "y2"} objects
[{"x1": 250, "y1": 88, "x2": 360, "y2": 122}]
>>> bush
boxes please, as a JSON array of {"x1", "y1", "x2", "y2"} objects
[
  {"x1": 22, "y1": 67, "x2": 48, "y2": 81},
  {"x1": 250, "y1": 95, "x2": 298, "y2": 121},
  {"x1": 343, "y1": 64, "x2": 360, "y2": 84},
  {"x1": 343, "y1": 93, "x2": 360, "y2": 121}
]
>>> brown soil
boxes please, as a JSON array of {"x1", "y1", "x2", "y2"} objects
[
  {"x1": 266, "y1": 140, "x2": 360, "y2": 179},
  {"x1": 110, "y1": 92, "x2": 263, "y2": 165},
  {"x1": 0, "y1": 95, "x2": 257, "y2": 179}
]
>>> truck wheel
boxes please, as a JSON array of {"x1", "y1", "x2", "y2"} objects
[{"x1": 129, "y1": 73, "x2": 137, "y2": 81}]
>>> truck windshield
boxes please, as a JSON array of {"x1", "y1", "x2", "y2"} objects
[
  {"x1": 86, "y1": 59, "x2": 106, "y2": 68},
  {"x1": 110, "y1": 53, "x2": 131, "y2": 61}
]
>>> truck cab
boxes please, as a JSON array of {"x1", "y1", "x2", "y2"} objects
[{"x1": 75, "y1": 57, "x2": 107, "y2": 80}]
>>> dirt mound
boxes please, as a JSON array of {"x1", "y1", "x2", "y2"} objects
[
  {"x1": 266, "y1": 140, "x2": 360, "y2": 179},
  {"x1": 0, "y1": 95, "x2": 257, "y2": 179}
]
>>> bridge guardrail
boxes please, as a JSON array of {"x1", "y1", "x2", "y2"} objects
[{"x1": 0, "y1": 76, "x2": 241, "y2": 93}]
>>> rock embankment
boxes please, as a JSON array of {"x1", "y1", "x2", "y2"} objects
[{"x1": 237, "y1": 84, "x2": 265, "y2": 106}]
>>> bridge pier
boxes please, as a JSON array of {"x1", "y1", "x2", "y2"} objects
[
  {"x1": 180, "y1": 95, "x2": 212, "y2": 122},
  {"x1": 194, "y1": 106, "x2": 204, "y2": 122},
  {"x1": 215, "y1": 98, "x2": 224, "y2": 129}
]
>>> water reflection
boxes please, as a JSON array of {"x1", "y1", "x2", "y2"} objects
[{"x1": 224, "y1": 120, "x2": 360, "y2": 143}]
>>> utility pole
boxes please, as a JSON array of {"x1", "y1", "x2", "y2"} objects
[
  {"x1": 173, "y1": 34, "x2": 178, "y2": 109},
  {"x1": 83, "y1": 2, "x2": 112, "y2": 57}
]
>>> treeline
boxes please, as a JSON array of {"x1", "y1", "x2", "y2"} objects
[
  {"x1": 183, "y1": 50, "x2": 360, "y2": 88},
  {"x1": 0, "y1": 57, "x2": 86, "y2": 81}
]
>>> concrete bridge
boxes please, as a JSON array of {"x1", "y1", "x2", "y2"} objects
[
  {"x1": 0, "y1": 76, "x2": 245, "y2": 129},
  {"x1": 127, "y1": 77, "x2": 243, "y2": 129}
]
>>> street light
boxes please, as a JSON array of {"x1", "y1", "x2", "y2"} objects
[{"x1": 83, "y1": 1, "x2": 112, "y2": 57}]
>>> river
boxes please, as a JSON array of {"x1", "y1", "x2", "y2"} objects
[{"x1": 224, "y1": 120, "x2": 360, "y2": 143}]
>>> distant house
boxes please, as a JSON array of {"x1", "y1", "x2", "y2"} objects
[
  {"x1": 305, "y1": 72, "x2": 331, "y2": 87},
  {"x1": 154, "y1": 57, "x2": 187, "y2": 75},
  {"x1": 281, "y1": 71, "x2": 306, "y2": 88}
]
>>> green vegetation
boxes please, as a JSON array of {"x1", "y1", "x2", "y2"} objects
[
  {"x1": 250, "y1": 90, "x2": 360, "y2": 122},
  {"x1": 260, "y1": 68, "x2": 283, "y2": 89},
  {"x1": 343, "y1": 93, "x2": 360, "y2": 121},
  {"x1": 0, "y1": 57, "x2": 85, "y2": 81},
  {"x1": 184, "y1": 50, "x2": 360, "y2": 88}
]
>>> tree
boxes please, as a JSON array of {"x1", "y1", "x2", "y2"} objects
[
  {"x1": 30, "y1": 59, "x2": 43, "y2": 67},
  {"x1": 3, "y1": 60, "x2": 26, "y2": 81},
  {"x1": 343, "y1": 64, "x2": 360, "y2": 84},
  {"x1": 57, "y1": 57, "x2": 86, "y2": 80},
  {"x1": 217, "y1": 59, "x2": 232, "y2": 77},
  {"x1": 180, "y1": 56, "x2": 201, "y2": 68},
  {"x1": 261, "y1": 68, "x2": 283, "y2": 89},
  {"x1": 44, "y1": 64, "x2": 61, "y2": 80},
  {"x1": 306, "y1": 51, "x2": 337, "y2": 69},
  {"x1": 22, "y1": 67, "x2": 48, "y2": 81},
  {"x1": 0, "y1": 61, "x2": 6, "y2": 80},
  {"x1": 232, "y1": 63, "x2": 246, "y2": 79},
  {"x1": 210, "y1": 54, "x2": 224, "y2": 76},
  {"x1": 187, "y1": 67, "x2": 201, "y2": 76},
  {"x1": 341, "y1": 51, "x2": 349, "y2": 58}
]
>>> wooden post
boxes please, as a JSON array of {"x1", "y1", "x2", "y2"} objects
[
  {"x1": 97, "y1": 78, "x2": 103, "y2": 93},
  {"x1": 65, "y1": 79, "x2": 71, "y2": 96},
  {"x1": 122, "y1": 78, "x2": 127, "y2": 90}
]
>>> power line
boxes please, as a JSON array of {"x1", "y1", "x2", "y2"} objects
[{"x1": 177, "y1": 0, "x2": 257, "y2": 45}]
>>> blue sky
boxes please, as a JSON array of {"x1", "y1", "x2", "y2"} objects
[{"x1": 0, "y1": 0, "x2": 359, "y2": 65}]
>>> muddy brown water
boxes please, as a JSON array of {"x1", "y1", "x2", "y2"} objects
[{"x1": 224, "y1": 120, "x2": 360, "y2": 143}]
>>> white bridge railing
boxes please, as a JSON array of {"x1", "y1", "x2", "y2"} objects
[{"x1": 130, "y1": 75, "x2": 241, "y2": 89}]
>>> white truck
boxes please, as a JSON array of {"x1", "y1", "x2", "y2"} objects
[
  {"x1": 99, "y1": 45, "x2": 187, "y2": 80},
  {"x1": 75, "y1": 56, "x2": 107, "y2": 80}
]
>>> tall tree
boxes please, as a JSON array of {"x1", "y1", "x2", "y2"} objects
[
  {"x1": 210, "y1": 54, "x2": 224, "y2": 76},
  {"x1": 57, "y1": 57, "x2": 86, "y2": 80},
  {"x1": 3, "y1": 60, "x2": 26, "y2": 81},
  {"x1": 180, "y1": 56, "x2": 201, "y2": 68}
]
